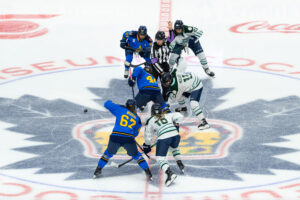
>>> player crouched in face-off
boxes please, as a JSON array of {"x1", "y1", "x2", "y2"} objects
[
  {"x1": 93, "y1": 99, "x2": 152, "y2": 180},
  {"x1": 143, "y1": 103, "x2": 185, "y2": 186},
  {"x1": 128, "y1": 63, "x2": 170, "y2": 113},
  {"x1": 161, "y1": 67, "x2": 210, "y2": 130}
]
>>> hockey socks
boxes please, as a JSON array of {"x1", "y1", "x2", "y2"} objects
[
  {"x1": 196, "y1": 52, "x2": 208, "y2": 70},
  {"x1": 97, "y1": 150, "x2": 113, "y2": 169},
  {"x1": 190, "y1": 100, "x2": 205, "y2": 121},
  {"x1": 157, "y1": 156, "x2": 169, "y2": 172},
  {"x1": 133, "y1": 152, "x2": 149, "y2": 171},
  {"x1": 171, "y1": 148, "x2": 181, "y2": 160}
]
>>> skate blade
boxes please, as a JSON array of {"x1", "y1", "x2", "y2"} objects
[
  {"x1": 93, "y1": 174, "x2": 101, "y2": 179},
  {"x1": 165, "y1": 174, "x2": 177, "y2": 187},
  {"x1": 198, "y1": 125, "x2": 210, "y2": 130}
]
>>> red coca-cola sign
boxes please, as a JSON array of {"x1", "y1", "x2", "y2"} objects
[
  {"x1": 0, "y1": 14, "x2": 59, "y2": 39},
  {"x1": 229, "y1": 20, "x2": 300, "y2": 33}
]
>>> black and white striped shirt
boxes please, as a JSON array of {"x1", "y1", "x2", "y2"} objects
[{"x1": 151, "y1": 41, "x2": 170, "y2": 73}]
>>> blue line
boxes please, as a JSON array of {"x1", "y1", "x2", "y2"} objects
[{"x1": 1, "y1": 63, "x2": 300, "y2": 194}]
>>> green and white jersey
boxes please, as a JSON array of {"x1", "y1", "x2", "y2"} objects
[
  {"x1": 169, "y1": 25, "x2": 203, "y2": 51},
  {"x1": 168, "y1": 70, "x2": 203, "y2": 102},
  {"x1": 144, "y1": 112, "x2": 183, "y2": 145}
]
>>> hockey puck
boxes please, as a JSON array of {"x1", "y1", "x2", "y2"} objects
[{"x1": 83, "y1": 109, "x2": 88, "y2": 113}]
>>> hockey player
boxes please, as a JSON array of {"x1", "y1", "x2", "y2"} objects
[
  {"x1": 150, "y1": 21, "x2": 174, "y2": 80},
  {"x1": 120, "y1": 26, "x2": 153, "y2": 78},
  {"x1": 169, "y1": 20, "x2": 215, "y2": 77},
  {"x1": 128, "y1": 64, "x2": 170, "y2": 113},
  {"x1": 161, "y1": 69, "x2": 210, "y2": 130},
  {"x1": 93, "y1": 99, "x2": 152, "y2": 180},
  {"x1": 143, "y1": 103, "x2": 185, "y2": 186}
]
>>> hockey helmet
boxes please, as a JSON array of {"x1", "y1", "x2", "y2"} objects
[
  {"x1": 138, "y1": 25, "x2": 147, "y2": 35},
  {"x1": 151, "y1": 103, "x2": 162, "y2": 116},
  {"x1": 161, "y1": 72, "x2": 172, "y2": 88},
  {"x1": 174, "y1": 20, "x2": 184, "y2": 30},
  {"x1": 126, "y1": 99, "x2": 136, "y2": 109},
  {"x1": 155, "y1": 31, "x2": 165, "y2": 40}
]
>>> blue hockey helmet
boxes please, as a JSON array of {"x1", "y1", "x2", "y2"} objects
[
  {"x1": 138, "y1": 25, "x2": 147, "y2": 35},
  {"x1": 174, "y1": 20, "x2": 184, "y2": 30},
  {"x1": 126, "y1": 99, "x2": 136, "y2": 108},
  {"x1": 151, "y1": 103, "x2": 162, "y2": 116}
]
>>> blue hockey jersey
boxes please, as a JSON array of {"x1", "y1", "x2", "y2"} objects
[
  {"x1": 104, "y1": 100, "x2": 141, "y2": 138},
  {"x1": 132, "y1": 67, "x2": 161, "y2": 91},
  {"x1": 121, "y1": 31, "x2": 152, "y2": 50}
]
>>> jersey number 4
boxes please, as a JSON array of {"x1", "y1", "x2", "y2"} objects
[
  {"x1": 120, "y1": 115, "x2": 136, "y2": 129},
  {"x1": 146, "y1": 76, "x2": 157, "y2": 83}
]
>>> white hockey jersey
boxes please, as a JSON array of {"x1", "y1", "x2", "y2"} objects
[
  {"x1": 168, "y1": 69, "x2": 203, "y2": 102},
  {"x1": 169, "y1": 25, "x2": 203, "y2": 52},
  {"x1": 144, "y1": 112, "x2": 183, "y2": 145}
]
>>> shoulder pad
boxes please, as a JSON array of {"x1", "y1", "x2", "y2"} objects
[
  {"x1": 122, "y1": 31, "x2": 131, "y2": 39},
  {"x1": 130, "y1": 31, "x2": 138, "y2": 37}
]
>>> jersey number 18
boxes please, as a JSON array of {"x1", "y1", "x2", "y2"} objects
[{"x1": 154, "y1": 118, "x2": 168, "y2": 126}]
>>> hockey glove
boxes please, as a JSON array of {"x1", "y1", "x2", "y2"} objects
[
  {"x1": 174, "y1": 123, "x2": 180, "y2": 132},
  {"x1": 120, "y1": 40, "x2": 127, "y2": 49},
  {"x1": 128, "y1": 78, "x2": 136, "y2": 87},
  {"x1": 143, "y1": 143, "x2": 151, "y2": 154},
  {"x1": 182, "y1": 92, "x2": 191, "y2": 98},
  {"x1": 136, "y1": 48, "x2": 143, "y2": 53},
  {"x1": 205, "y1": 68, "x2": 215, "y2": 77}
]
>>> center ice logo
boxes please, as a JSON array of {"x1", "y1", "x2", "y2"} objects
[
  {"x1": 74, "y1": 118, "x2": 242, "y2": 160},
  {"x1": 1, "y1": 78, "x2": 300, "y2": 181}
]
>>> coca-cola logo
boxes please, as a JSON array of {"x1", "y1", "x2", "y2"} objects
[
  {"x1": 0, "y1": 14, "x2": 59, "y2": 39},
  {"x1": 229, "y1": 20, "x2": 300, "y2": 33}
]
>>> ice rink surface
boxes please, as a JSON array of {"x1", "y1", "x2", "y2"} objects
[{"x1": 0, "y1": 0, "x2": 300, "y2": 199}]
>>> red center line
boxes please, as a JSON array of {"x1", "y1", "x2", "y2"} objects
[{"x1": 144, "y1": 0, "x2": 172, "y2": 199}]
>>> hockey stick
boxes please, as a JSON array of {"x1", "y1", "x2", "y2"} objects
[
  {"x1": 124, "y1": 58, "x2": 158, "y2": 68},
  {"x1": 129, "y1": 68, "x2": 135, "y2": 99},
  {"x1": 117, "y1": 143, "x2": 156, "y2": 168},
  {"x1": 117, "y1": 158, "x2": 133, "y2": 168},
  {"x1": 136, "y1": 142, "x2": 150, "y2": 159}
]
